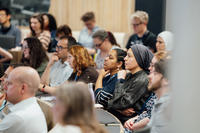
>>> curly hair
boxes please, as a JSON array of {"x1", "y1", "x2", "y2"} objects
[
  {"x1": 21, "y1": 37, "x2": 49, "y2": 69},
  {"x1": 29, "y1": 14, "x2": 44, "y2": 36},
  {"x1": 69, "y1": 45, "x2": 96, "y2": 76},
  {"x1": 42, "y1": 13, "x2": 57, "y2": 32}
]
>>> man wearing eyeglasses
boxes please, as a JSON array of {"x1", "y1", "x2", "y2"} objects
[
  {"x1": 41, "y1": 36, "x2": 76, "y2": 87},
  {"x1": 0, "y1": 7, "x2": 21, "y2": 47},
  {"x1": 126, "y1": 11, "x2": 157, "y2": 53}
]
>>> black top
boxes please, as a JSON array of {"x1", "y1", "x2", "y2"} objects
[
  {"x1": 107, "y1": 70, "x2": 151, "y2": 124},
  {"x1": 126, "y1": 31, "x2": 157, "y2": 52},
  {"x1": 68, "y1": 66, "x2": 98, "y2": 84}
]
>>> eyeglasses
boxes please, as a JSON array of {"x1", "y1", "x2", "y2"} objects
[
  {"x1": 56, "y1": 45, "x2": 68, "y2": 51},
  {"x1": 95, "y1": 41, "x2": 104, "y2": 47},
  {"x1": 0, "y1": 14, "x2": 6, "y2": 17},
  {"x1": 22, "y1": 46, "x2": 29, "y2": 50},
  {"x1": 132, "y1": 22, "x2": 143, "y2": 27}
]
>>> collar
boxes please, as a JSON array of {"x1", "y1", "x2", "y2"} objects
[
  {"x1": 9, "y1": 97, "x2": 36, "y2": 112},
  {"x1": 136, "y1": 30, "x2": 149, "y2": 39}
]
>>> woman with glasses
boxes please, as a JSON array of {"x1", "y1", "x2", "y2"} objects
[
  {"x1": 21, "y1": 37, "x2": 49, "y2": 77},
  {"x1": 67, "y1": 45, "x2": 98, "y2": 84},
  {"x1": 92, "y1": 30, "x2": 120, "y2": 70}
]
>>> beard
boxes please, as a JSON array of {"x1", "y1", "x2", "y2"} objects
[{"x1": 148, "y1": 80, "x2": 162, "y2": 92}]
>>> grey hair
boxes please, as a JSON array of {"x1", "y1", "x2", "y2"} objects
[
  {"x1": 131, "y1": 10, "x2": 149, "y2": 24},
  {"x1": 92, "y1": 29, "x2": 108, "y2": 41}
]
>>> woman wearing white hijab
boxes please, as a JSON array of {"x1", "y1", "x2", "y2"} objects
[{"x1": 156, "y1": 31, "x2": 173, "y2": 52}]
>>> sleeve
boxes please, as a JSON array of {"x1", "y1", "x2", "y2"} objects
[
  {"x1": 95, "y1": 79, "x2": 116, "y2": 106},
  {"x1": 0, "y1": 114, "x2": 22, "y2": 133},
  {"x1": 108, "y1": 78, "x2": 148, "y2": 110},
  {"x1": 15, "y1": 28, "x2": 22, "y2": 47},
  {"x1": 38, "y1": 32, "x2": 51, "y2": 50}
]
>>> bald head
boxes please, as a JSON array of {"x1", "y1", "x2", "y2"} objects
[{"x1": 9, "y1": 66, "x2": 40, "y2": 94}]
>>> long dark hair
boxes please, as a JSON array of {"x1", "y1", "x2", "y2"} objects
[
  {"x1": 42, "y1": 13, "x2": 57, "y2": 32},
  {"x1": 113, "y1": 48, "x2": 127, "y2": 69},
  {"x1": 21, "y1": 37, "x2": 49, "y2": 69},
  {"x1": 29, "y1": 14, "x2": 44, "y2": 36}
]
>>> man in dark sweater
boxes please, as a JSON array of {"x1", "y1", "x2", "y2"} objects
[
  {"x1": 0, "y1": 7, "x2": 21, "y2": 47},
  {"x1": 126, "y1": 10, "x2": 157, "y2": 53}
]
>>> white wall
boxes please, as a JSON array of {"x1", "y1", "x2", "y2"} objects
[{"x1": 166, "y1": 0, "x2": 200, "y2": 133}]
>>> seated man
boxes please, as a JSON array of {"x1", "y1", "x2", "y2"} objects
[
  {"x1": 0, "y1": 66, "x2": 47, "y2": 133},
  {"x1": 41, "y1": 36, "x2": 76, "y2": 87},
  {"x1": 0, "y1": 7, "x2": 21, "y2": 46}
]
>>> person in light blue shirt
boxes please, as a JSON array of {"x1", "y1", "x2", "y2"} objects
[
  {"x1": 41, "y1": 36, "x2": 76, "y2": 87},
  {"x1": 78, "y1": 12, "x2": 100, "y2": 55}
]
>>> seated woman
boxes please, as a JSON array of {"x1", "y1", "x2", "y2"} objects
[
  {"x1": 29, "y1": 14, "x2": 51, "y2": 51},
  {"x1": 95, "y1": 48, "x2": 127, "y2": 107},
  {"x1": 39, "y1": 45, "x2": 98, "y2": 94},
  {"x1": 49, "y1": 82, "x2": 107, "y2": 133},
  {"x1": 21, "y1": 37, "x2": 49, "y2": 76},
  {"x1": 156, "y1": 31, "x2": 173, "y2": 52},
  {"x1": 123, "y1": 51, "x2": 168, "y2": 132},
  {"x1": 107, "y1": 44, "x2": 153, "y2": 124},
  {"x1": 92, "y1": 30, "x2": 120, "y2": 69},
  {"x1": 67, "y1": 45, "x2": 98, "y2": 83},
  {"x1": 42, "y1": 13, "x2": 57, "y2": 52}
]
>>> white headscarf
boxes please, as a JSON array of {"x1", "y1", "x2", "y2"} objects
[{"x1": 158, "y1": 31, "x2": 174, "y2": 51}]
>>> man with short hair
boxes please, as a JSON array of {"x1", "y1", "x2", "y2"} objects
[
  {"x1": 0, "y1": 66, "x2": 47, "y2": 133},
  {"x1": 147, "y1": 59, "x2": 170, "y2": 133},
  {"x1": 126, "y1": 10, "x2": 157, "y2": 53},
  {"x1": 41, "y1": 36, "x2": 76, "y2": 87},
  {"x1": 0, "y1": 7, "x2": 21, "y2": 46},
  {"x1": 78, "y1": 11, "x2": 100, "y2": 55}
]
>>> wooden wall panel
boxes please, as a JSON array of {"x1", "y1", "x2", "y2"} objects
[{"x1": 49, "y1": 0, "x2": 135, "y2": 33}]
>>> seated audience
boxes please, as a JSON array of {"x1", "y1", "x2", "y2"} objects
[
  {"x1": 49, "y1": 82, "x2": 107, "y2": 133},
  {"x1": 92, "y1": 30, "x2": 120, "y2": 69},
  {"x1": 67, "y1": 45, "x2": 98, "y2": 83},
  {"x1": 0, "y1": 7, "x2": 21, "y2": 46},
  {"x1": 78, "y1": 11, "x2": 100, "y2": 55},
  {"x1": 29, "y1": 14, "x2": 51, "y2": 50},
  {"x1": 126, "y1": 10, "x2": 157, "y2": 53},
  {"x1": 42, "y1": 13, "x2": 57, "y2": 52},
  {"x1": 41, "y1": 36, "x2": 76, "y2": 87},
  {"x1": 107, "y1": 44, "x2": 153, "y2": 124},
  {"x1": 21, "y1": 37, "x2": 49, "y2": 77},
  {"x1": 124, "y1": 59, "x2": 171, "y2": 133},
  {"x1": 123, "y1": 51, "x2": 167, "y2": 132},
  {"x1": 156, "y1": 31, "x2": 174, "y2": 52},
  {"x1": 95, "y1": 48, "x2": 127, "y2": 107},
  {"x1": 0, "y1": 66, "x2": 47, "y2": 133}
]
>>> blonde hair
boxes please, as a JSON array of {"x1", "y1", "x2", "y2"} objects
[
  {"x1": 55, "y1": 82, "x2": 107, "y2": 133},
  {"x1": 131, "y1": 10, "x2": 149, "y2": 24},
  {"x1": 154, "y1": 51, "x2": 168, "y2": 61}
]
